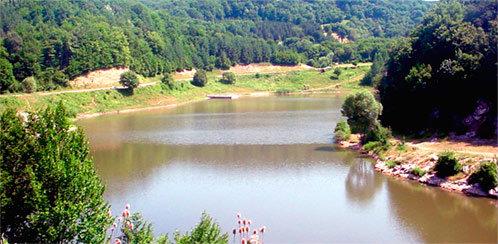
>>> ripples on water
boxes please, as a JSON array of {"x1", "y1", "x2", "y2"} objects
[{"x1": 79, "y1": 96, "x2": 497, "y2": 243}]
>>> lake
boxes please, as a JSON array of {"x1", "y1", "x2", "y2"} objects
[{"x1": 79, "y1": 95, "x2": 497, "y2": 243}]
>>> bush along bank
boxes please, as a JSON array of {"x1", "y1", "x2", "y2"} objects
[{"x1": 334, "y1": 91, "x2": 498, "y2": 199}]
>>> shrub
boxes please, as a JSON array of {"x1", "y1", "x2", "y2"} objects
[
  {"x1": 334, "y1": 120, "x2": 351, "y2": 142},
  {"x1": 334, "y1": 68, "x2": 342, "y2": 76},
  {"x1": 0, "y1": 103, "x2": 112, "y2": 242},
  {"x1": 396, "y1": 140, "x2": 407, "y2": 152},
  {"x1": 362, "y1": 124, "x2": 391, "y2": 145},
  {"x1": 174, "y1": 213, "x2": 228, "y2": 243},
  {"x1": 21, "y1": 76, "x2": 37, "y2": 93},
  {"x1": 411, "y1": 166, "x2": 426, "y2": 177},
  {"x1": 120, "y1": 71, "x2": 139, "y2": 92},
  {"x1": 434, "y1": 151, "x2": 462, "y2": 177},
  {"x1": 385, "y1": 160, "x2": 402, "y2": 169},
  {"x1": 192, "y1": 69, "x2": 207, "y2": 87},
  {"x1": 468, "y1": 162, "x2": 498, "y2": 191},
  {"x1": 363, "y1": 141, "x2": 390, "y2": 154},
  {"x1": 341, "y1": 91, "x2": 383, "y2": 134},
  {"x1": 161, "y1": 73, "x2": 174, "y2": 89},
  {"x1": 220, "y1": 72, "x2": 236, "y2": 84}
]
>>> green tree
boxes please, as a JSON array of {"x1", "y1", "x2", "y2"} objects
[
  {"x1": 0, "y1": 58, "x2": 17, "y2": 93},
  {"x1": 378, "y1": 0, "x2": 496, "y2": 137},
  {"x1": 341, "y1": 91, "x2": 383, "y2": 134},
  {"x1": 161, "y1": 72, "x2": 174, "y2": 89},
  {"x1": 271, "y1": 50, "x2": 301, "y2": 65},
  {"x1": 220, "y1": 72, "x2": 236, "y2": 84},
  {"x1": 192, "y1": 69, "x2": 208, "y2": 87},
  {"x1": 174, "y1": 213, "x2": 228, "y2": 243},
  {"x1": 468, "y1": 162, "x2": 497, "y2": 191},
  {"x1": 0, "y1": 103, "x2": 112, "y2": 243},
  {"x1": 216, "y1": 52, "x2": 232, "y2": 70},
  {"x1": 120, "y1": 71, "x2": 139, "y2": 93}
]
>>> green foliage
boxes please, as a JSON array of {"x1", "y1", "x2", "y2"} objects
[
  {"x1": 378, "y1": 0, "x2": 497, "y2": 137},
  {"x1": 21, "y1": 76, "x2": 37, "y2": 93},
  {"x1": 0, "y1": 103, "x2": 112, "y2": 243},
  {"x1": 271, "y1": 50, "x2": 301, "y2": 65},
  {"x1": 334, "y1": 120, "x2": 351, "y2": 142},
  {"x1": 434, "y1": 151, "x2": 463, "y2": 177},
  {"x1": 341, "y1": 91, "x2": 383, "y2": 134},
  {"x1": 161, "y1": 73, "x2": 174, "y2": 89},
  {"x1": 363, "y1": 141, "x2": 390, "y2": 155},
  {"x1": 219, "y1": 72, "x2": 236, "y2": 85},
  {"x1": 215, "y1": 52, "x2": 232, "y2": 70},
  {"x1": 161, "y1": 73, "x2": 189, "y2": 91},
  {"x1": 0, "y1": 57, "x2": 17, "y2": 93},
  {"x1": 468, "y1": 162, "x2": 498, "y2": 191},
  {"x1": 0, "y1": 0, "x2": 430, "y2": 93},
  {"x1": 385, "y1": 160, "x2": 400, "y2": 169},
  {"x1": 119, "y1": 213, "x2": 154, "y2": 244},
  {"x1": 363, "y1": 124, "x2": 391, "y2": 145},
  {"x1": 330, "y1": 68, "x2": 342, "y2": 79},
  {"x1": 174, "y1": 213, "x2": 228, "y2": 244},
  {"x1": 396, "y1": 141, "x2": 407, "y2": 152},
  {"x1": 404, "y1": 64, "x2": 432, "y2": 90},
  {"x1": 411, "y1": 166, "x2": 427, "y2": 177},
  {"x1": 192, "y1": 70, "x2": 208, "y2": 87},
  {"x1": 361, "y1": 51, "x2": 387, "y2": 86},
  {"x1": 120, "y1": 71, "x2": 139, "y2": 92},
  {"x1": 333, "y1": 68, "x2": 342, "y2": 76}
]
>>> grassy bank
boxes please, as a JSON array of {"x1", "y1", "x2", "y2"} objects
[{"x1": 0, "y1": 65, "x2": 370, "y2": 116}]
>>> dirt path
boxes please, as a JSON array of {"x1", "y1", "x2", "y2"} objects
[
  {"x1": 407, "y1": 140, "x2": 497, "y2": 157},
  {"x1": 2, "y1": 82, "x2": 158, "y2": 98},
  {"x1": 3, "y1": 64, "x2": 314, "y2": 98}
]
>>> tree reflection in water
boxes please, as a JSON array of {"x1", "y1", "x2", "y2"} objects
[{"x1": 345, "y1": 159, "x2": 383, "y2": 206}]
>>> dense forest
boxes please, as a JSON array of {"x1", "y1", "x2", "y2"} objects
[
  {"x1": 376, "y1": 0, "x2": 497, "y2": 138},
  {"x1": 0, "y1": 0, "x2": 431, "y2": 93}
]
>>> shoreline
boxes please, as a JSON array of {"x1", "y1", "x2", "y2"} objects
[
  {"x1": 75, "y1": 91, "x2": 272, "y2": 120},
  {"x1": 338, "y1": 139, "x2": 498, "y2": 201}
]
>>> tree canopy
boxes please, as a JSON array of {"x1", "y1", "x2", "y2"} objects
[
  {"x1": 0, "y1": 104, "x2": 112, "y2": 242},
  {"x1": 0, "y1": 0, "x2": 431, "y2": 93},
  {"x1": 378, "y1": 0, "x2": 497, "y2": 138}
]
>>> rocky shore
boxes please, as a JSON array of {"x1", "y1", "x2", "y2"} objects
[{"x1": 339, "y1": 137, "x2": 498, "y2": 200}]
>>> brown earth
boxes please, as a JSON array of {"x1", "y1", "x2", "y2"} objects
[{"x1": 69, "y1": 67, "x2": 129, "y2": 89}]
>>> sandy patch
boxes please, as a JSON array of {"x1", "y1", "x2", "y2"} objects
[{"x1": 69, "y1": 67, "x2": 129, "y2": 89}]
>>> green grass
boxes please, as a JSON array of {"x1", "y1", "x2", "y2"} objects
[
  {"x1": 385, "y1": 160, "x2": 401, "y2": 169},
  {"x1": 0, "y1": 65, "x2": 371, "y2": 116},
  {"x1": 411, "y1": 166, "x2": 427, "y2": 177}
]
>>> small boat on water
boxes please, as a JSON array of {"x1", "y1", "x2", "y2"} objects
[{"x1": 207, "y1": 94, "x2": 240, "y2": 99}]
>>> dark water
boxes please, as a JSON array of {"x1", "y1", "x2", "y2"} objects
[{"x1": 79, "y1": 96, "x2": 497, "y2": 243}]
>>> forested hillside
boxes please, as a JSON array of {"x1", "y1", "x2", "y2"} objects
[
  {"x1": 377, "y1": 1, "x2": 497, "y2": 138},
  {"x1": 0, "y1": 0, "x2": 430, "y2": 93}
]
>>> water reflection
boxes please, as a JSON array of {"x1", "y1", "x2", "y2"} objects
[
  {"x1": 79, "y1": 95, "x2": 497, "y2": 242},
  {"x1": 345, "y1": 159, "x2": 383, "y2": 206},
  {"x1": 386, "y1": 177, "x2": 498, "y2": 243}
]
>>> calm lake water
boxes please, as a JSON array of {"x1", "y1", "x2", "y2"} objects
[{"x1": 79, "y1": 95, "x2": 497, "y2": 243}]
